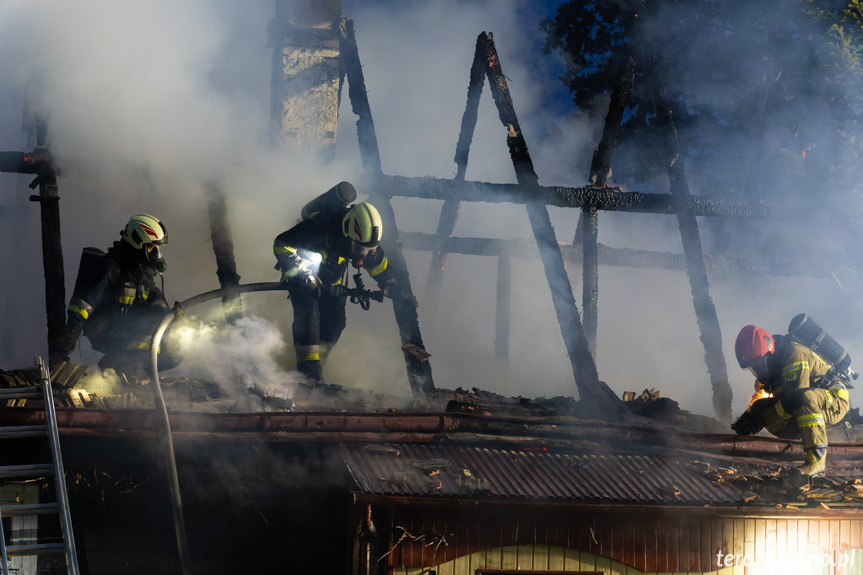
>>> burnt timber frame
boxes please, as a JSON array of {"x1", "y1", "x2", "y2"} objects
[
  {"x1": 355, "y1": 31, "x2": 862, "y2": 422},
  {"x1": 633, "y1": 7, "x2": 732, "y2": 423},
  {"x1": 424, "y1": 33, "x2": 487, "y2": 311},
  {"x1": 474, "y1": 32, "x2": 624, "y2": 417},
  {"x1": 0, "y1": 122, "x2": 66, "y2": 362},
  {"x1": 205, "y1": 181, "x2": 243, "y2": 324},
  {"x1": 339, "y1": 19, "x2": 435, "y2": 398},
  {"x1": 576, "y1": 56, "x2": 635, "y2": 358}
]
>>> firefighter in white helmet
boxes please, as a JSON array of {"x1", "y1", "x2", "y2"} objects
[
  {"x1": 273, "y1": 190, "x2": 416, "y2": 389},
  {"x1": 51, "y1": 214, "x2": 182, "y2": 377}
]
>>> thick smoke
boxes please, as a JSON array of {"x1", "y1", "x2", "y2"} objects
[{"x1": 0, "y1": 1, "x2": 860, "y2": 420}]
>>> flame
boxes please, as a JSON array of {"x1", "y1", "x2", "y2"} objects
[{"x1": 747, "y1": 385, "x2": 772, "y2": 410}]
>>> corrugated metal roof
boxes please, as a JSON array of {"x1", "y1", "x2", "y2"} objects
[{"x1": 341, "y1": 443, "x2": 754, "y2": 505}]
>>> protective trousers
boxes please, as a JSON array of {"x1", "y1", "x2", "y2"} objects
[
  {"x1": 91, "y1": 307, "x2": 182, "y2": 378},
  {"x1": 760, "y1": 387, "x2": 849, "y2": 477},
  {"x1": 288, "y1": 287, "x2": 347, "y2": 384}
]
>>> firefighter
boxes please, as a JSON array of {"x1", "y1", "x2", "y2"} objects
[
  {"x1": 50, "y1": 214, "x2": 182, "y2": 377},
  {"x1": 731, "y1": 324, "x2": 851, "y2": 487},
  {"x1": 273, "y1": 195, "x2": 415, "y2": 389}
]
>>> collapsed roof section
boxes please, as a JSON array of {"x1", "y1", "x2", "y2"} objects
[{"x1": 2, "y1": 9, "x2": 862, "y2": 421}]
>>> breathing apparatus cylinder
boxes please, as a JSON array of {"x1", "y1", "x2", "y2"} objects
[
  {"x1": 73, "y1": 246, "x2": 105, "y2": 295},
  {"x1": 787, "y1": 313, "x2": 852, "y2": 373},
  {"x1": 300, "y1": 181, "x2": 357, "y2": 220}
]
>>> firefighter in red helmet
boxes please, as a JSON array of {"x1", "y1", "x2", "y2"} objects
[
  {"x1": 50, "y1": 214, "x2": 182, "y2": 377},
  {"x1": 732, "y1": 324, "x2": 851, "y2": 487},
  {"x1": 273, "y1": 186, "x2": 417, "y2": 392}
]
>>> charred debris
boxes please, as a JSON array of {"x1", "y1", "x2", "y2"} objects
[
  {"x1": 4, "y1": 27, "x2": 862, "y2": 427},
  {"x1": 4, "y1": 13, "x2": 863, "y2": 575}
]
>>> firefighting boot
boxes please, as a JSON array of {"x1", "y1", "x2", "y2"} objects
[
  {"x1": 296, "y1": 360, "x2": 324, "y2": 384},
  {"x1": 295, "y1": 345, "x2": 323, "y2": 380},
  {"x1": 782, "y1": 418, "x2": 828, "y2": 488}
]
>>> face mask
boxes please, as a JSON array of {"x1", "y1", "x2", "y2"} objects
[
  {"x1": 350, "y1": 243, "x2": 374, "y2": 268},
  {"x1": 745, "y1": 357, "x2": 770, "y2": 382},
  {"x1": 146, "y1": 245, "x2": 167, "y2": 272}
]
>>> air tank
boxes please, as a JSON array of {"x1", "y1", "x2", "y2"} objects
[
  {"x1": 73, "y1": 247, "x2": 105, "y2": 295},
  {"x1": 787, "y1": 313, "x2": 851, "y2": 372},
  {"x1": 300, "y1": 181, "x2": 357, "y2": 220}
]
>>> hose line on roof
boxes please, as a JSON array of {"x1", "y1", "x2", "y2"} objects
[{"x1": 148, "y1": 282, "x2": 289, "y2": 575}]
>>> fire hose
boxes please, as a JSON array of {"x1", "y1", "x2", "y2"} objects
[{"x1": 146, "y1": 280, "x2": 388, "y2": 573}]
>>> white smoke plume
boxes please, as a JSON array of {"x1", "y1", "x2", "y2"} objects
[{"x1": 0, "y1": 1, "x2": 860, "y2": 421}]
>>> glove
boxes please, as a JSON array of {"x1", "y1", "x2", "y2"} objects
[
  {"x1": 50, "y1": 325, "x2": 82, "y2": 365},
  {"x1": 294, "y1": 269, "x2": 322, "y2": 298},
  {"x1": 731, "y1": 410, "x2": 763, "y2": 435}
]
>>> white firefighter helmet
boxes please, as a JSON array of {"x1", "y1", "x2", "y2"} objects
[
  {"x1": 123, "y1": 214, "x2": 168, "y2": 249},
  {"x1": 342, "y1": 202, "x2": 382, "y2": 247}
]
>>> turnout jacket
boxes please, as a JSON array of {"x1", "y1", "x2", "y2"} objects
[
  {"x1": 68, "y1": 241, "x2": 169, "y2": 340},
  {"x1": 273, "y1": 210, "x2": 393, "y2": 287},
  {"x1": 760, "y1": 338, "x2": 851, "y2": 408}
]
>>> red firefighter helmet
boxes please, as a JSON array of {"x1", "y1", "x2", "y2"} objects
[{"x1": 735, "y1": 325, "x2": 775, "y2": 369}]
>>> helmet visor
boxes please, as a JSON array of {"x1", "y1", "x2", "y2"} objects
[
  {"x1": 145, "y1": 244, "x2": 167, "y2": 272},
  {"x1": 148, "y1": 245, "x2": 164, "y2": 261},
  {"x1": 744, "y1": 357, "x2": 770, "y2": 381}
]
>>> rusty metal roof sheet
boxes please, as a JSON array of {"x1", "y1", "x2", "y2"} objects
[{"x1": 341, "y1": 443, "x2": 756, "y2": 505}]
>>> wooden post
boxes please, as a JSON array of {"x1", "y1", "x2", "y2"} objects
[
  {"x1": 579, "y1": 57, "x2": 635, "y2": 357},
  {"x1": 634, "y1": 12, "x2": 733, "y2": 422},
  {"x1": 495, "y1": 249, "x2": 511, "y2": 363},
  {"x1": 477, "y1": 32, "x2": 623, "y2": 416},
  {"x1": 26, "y1": 120, "x2": 66, "y2": 362},
  {"x1": 205, "y1": 182, "x2": 242, "y2": 323},
  {"x1": 424, "y1": 34, "x2": 487, "y2": 305},
  {"x1": 340, "y1": 19, "x2": 435, "y2": 397}
]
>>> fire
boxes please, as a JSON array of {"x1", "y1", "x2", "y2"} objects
[{"x1": 748, "y1": 384, "x2": 772, "y2": 409}]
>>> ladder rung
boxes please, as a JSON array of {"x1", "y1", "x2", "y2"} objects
[
  {"x1": 0, "y1": 502, "x2": 60, "y2": 517},
  {"x1": 0, "y1": 425, "x2": 48, "y2": 439},
  {"x1": 6, "y1": 542, "x2": 66, "y2": 556},
  {"x1": 0, "y1": 463, "x2": 54, "y2": 478},
  {"x1": 0, "y1": 387, "x2": 42, "y2": 400}
]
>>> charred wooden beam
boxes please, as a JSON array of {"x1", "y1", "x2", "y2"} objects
[
  {"x1": 339, "y1": 19, "x2": 382, "y2": 173},
  {"x1": 580, "y1": 57, "x2": 636, "y2": 357},
  {"x1": 587, "y1": 57, "x2": 636, "y2": 188},
  {"x1": 495, "y1": 250, "x2": 511, "y2": 362},
  {"x1": 20, "y1": 122, "x2": 67, "y2": 363},
  {"x1": 477, "y1": 32, "x2": 623, "y2": 417},
  {"x1": 401, "y1": 232, "x2": 848, "y2": 280},
  {"x1": 378, "y1": 174, "x2": 832, "y2": 220},
  {"x1": 205, "y1": 182, "x2": 242, "y2": 323},
  {"x1": 425, "y1": 33, "x2": 487, "y2": 302},
  {"x1": 1, "y1": 140, "x2": 67, "y2": 360},
  {"x1": 580, "y1": 207, "x2": 599, "y2": 357},
  {"x1": 341, "y1": 19, "x2": 434, "y2": 397},
  {"x1": 635, "y1": 10, "x2": 732, "y2": 423},
  {"x1": 0, "y1": 150, "x2": 51, "y2": 176}
]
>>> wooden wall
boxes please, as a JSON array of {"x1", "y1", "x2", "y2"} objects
[
  {"x1": 391, "y1": 545, "x2": 863, "y2": 575},
  {"x1": 368, "y1": 501, "x2": 863, "y2": 574}
]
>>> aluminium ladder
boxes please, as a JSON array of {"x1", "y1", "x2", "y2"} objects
[{"x1": 0, "y1": 357, "x2": 80, "y2": 575}]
